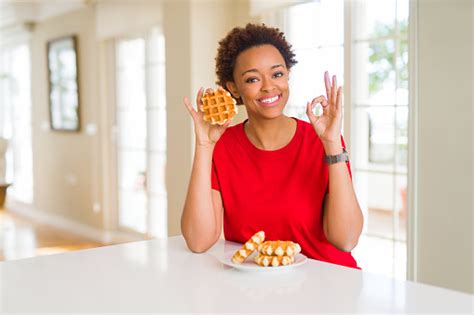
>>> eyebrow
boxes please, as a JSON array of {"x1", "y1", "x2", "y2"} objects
[{"x1": 241, "y1": 64, "x2": 285, "y2": 76}]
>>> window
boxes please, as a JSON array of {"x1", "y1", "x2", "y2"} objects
[
  {"x1": 114, "y1": 27, "x2": 167, "y2": 238},
  {"x1": 262, "y1": 0, "x2": 409, "y2": 280},
  {"x1": 261, "y1": 0, "x2": 344, "y2": 120},
  {"x1": 0, "y1": 44, "x2": 33, "y2": 203},
  {"x1": 350, "y1": 0, "x2": 409, "y2": 279}
]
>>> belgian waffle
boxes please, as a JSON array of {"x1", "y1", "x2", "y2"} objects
[
  {"x1": 258, "y1": 241, "x2": 302, "y2": 257},
  {"x1": 231, "y1": 231, "x2": 265, "y2": 264},
  {"x1": 200, "y1": 87, "x2": 238, "y2": 125},
  {"x1": 255, "y1": 253, "x2": 295, "y2": 267}
]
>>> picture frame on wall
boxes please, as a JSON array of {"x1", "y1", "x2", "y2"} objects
[{"x1": 47, "y1": 35, "x2": 80, "y2": 132}]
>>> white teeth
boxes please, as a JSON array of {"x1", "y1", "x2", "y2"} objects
[{"x1": 260, "y1": 95, "x2": 279, "y2": 103}]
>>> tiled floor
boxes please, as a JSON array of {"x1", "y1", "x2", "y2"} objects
[{"x1": 0, "y1": 209, "x2": 104, "y2": 261}]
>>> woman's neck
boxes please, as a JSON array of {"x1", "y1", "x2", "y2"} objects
[{"x1": 244, "y1": 115, "x2": 296, "y2": 150}]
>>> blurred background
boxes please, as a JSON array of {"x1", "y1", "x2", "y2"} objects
[{"x1": 0, "y1": 0, "x2": 471, "y2": 295}]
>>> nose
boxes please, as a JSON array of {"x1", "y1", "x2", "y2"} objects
[{"x1": 260, "y1": 76, "x2": 276, "y2": 93}]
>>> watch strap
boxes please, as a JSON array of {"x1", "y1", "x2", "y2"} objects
[{"x1": 325, "y1": 148, "x2": 349, "y2": 164}]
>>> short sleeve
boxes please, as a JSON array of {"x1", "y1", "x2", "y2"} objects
[{"x1": 211, "y1": 158, "x2": 220, "y2": 191}]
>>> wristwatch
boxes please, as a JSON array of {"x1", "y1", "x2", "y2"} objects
[{"x1": 325, "y1": 148, "x2": 349, "y2": 164}]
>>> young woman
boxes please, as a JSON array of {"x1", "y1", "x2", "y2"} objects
[{"x1": 181, "y1": 24, "x2": 363, "y2": 269}]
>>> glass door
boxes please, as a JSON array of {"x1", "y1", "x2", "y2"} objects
[
  {"x1": 114, "y1": 27, "x2": 167, "y2": 238},
  {"x1": 350, "y1": 0, "x2": 409, "y2": 279},
  {"x1": 0, "y1": 44, "x2": 33, "y2": 204}
]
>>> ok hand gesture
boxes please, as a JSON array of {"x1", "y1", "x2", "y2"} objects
[{"x1": 306, "y1": 71, "x2": 343, "y2": 153}]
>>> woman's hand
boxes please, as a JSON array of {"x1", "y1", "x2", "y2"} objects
[
  {"x1": 183, "y1": 87, "x2": 231, "y2": 148},
  {"x1": 306, "y1": 71, "x2": 343, "y2": 154}
]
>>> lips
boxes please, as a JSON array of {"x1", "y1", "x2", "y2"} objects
[{"x1": 258, "y1": 94, "x2": 281, "y2": 108}]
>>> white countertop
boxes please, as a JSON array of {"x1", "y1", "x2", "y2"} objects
[{"x1": 1, "y1": 236, "x2": 472, "y2": 313}]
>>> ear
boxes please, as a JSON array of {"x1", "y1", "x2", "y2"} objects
[{"x1": 225, "y1": 81, "x2": 240, "y2": 99}]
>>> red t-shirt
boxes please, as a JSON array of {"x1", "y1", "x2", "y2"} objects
[{"x1": 211, "y1": 117, "x2": 359, "y2": 269}]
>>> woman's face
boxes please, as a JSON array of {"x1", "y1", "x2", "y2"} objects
[{"x1": 226, "y1": 44, "x2": 290, "y2": 121}]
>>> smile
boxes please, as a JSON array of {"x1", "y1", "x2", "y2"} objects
[{"x1": 258, "y1": 94, "x2": 281, "y2": 107}]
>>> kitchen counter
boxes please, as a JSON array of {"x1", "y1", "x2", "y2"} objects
[{"x1": 1, "y1": 236, "x2": 472, "y2": 313}]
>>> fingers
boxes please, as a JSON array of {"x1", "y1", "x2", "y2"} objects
[
  {"x1": 186, "y1": 87, "x2": 208, "y2": 122},
  {"x1": 322, "y1": 97, "x2": 329, "y2": 108},
  {"x1": 183, "y1": 96, "x2": 196, "y2": 117},
  {"x1": 310, "y1": 95, "x2": 326, "y2": 105},
  {"x1": 306, "y1": 101, "x2": 318, "y2": 124},
  {"x1": 310, "y1": 95, "x2": 328, "y2": 109},
  {"x1": 324, "y1": 71, "x2": 331, "y2": 100},
  {"x1": 312, "y1": 95, "x2": 329, "y2": 111},
  {"x1": 336, "y1": 86, "x2": 342, "y2": 110},
  {"x1": 306, "y1": 95, "x2": 327, "y2": 124},
  {"x1": 324, "y1": 71, "x2": 342, "y2": 109},
  {"x1": 196, "y1": 87, "x2": 204, "y2": 108}
]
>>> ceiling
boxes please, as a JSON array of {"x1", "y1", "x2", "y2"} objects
[{"x1": 0, "y1": 0, "x2": 89, "y2": 30}]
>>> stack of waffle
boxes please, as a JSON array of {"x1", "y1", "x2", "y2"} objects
[
  {"x1": 255, "y1": 240, "x2": 301, "y2": 267},
  {"x1": 231, "y1": 231, "x2": 301, "y2": 267}
]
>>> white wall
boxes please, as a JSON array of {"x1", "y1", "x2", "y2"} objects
[
  {"x1": 415, "y1": 0, "x2": 473, "y2": 294},
  {"x1": 31, "y1": 7, "x2": 103, "y2": 229},
  {"x1": 163, "y1": 0, "x2": 193, "y2": 236}
]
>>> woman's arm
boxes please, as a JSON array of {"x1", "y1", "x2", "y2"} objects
[
  {"x1": 322, "y1": 143, "x2": 363, "y2": 252},
  {"x1": 306, "y1": 72, "x2": 363, "y2": 252},
  {"x1": 181, "y1": 144, "x2": 223, "y2": 253},
  {"x1": 180, "y1": 90, "x2": 229, "y2": 253}
]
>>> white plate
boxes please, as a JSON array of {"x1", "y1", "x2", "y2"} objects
[{"x1": 219, "y1": 251, "x2": 308, "y2": 272}]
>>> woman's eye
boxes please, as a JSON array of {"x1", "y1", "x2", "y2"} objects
[
  {"x1": 245, "y1": 77, "x2": 258, "y2": 83},
  {"x1": 273, "y1": 72, "x2": 284, "y2": 78}
]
